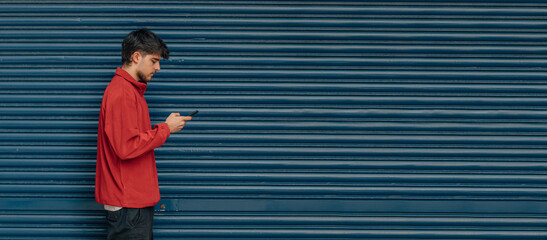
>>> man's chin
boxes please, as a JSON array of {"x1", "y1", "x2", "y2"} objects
[{"x1": 137, "y1": 71, "x2": 153, "y2": 83}]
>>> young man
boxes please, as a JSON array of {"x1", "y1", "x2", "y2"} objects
[{"x1": 95, "y1": 28, "x2": 190, "y2": 239}]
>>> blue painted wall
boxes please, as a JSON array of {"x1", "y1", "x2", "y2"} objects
[{"x1": 1, "y1": 1, "x2": 547, "y2": 239}]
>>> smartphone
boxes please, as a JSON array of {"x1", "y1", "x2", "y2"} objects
[{"x1": 188, "y1": 110, "x2": 199, "y2": 117}]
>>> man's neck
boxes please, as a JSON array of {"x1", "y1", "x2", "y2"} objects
[{"x1": 121, "y1": 65, "x2": 139, "y2": 82}]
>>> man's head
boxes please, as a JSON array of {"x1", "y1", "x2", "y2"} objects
[{"x1": 121, "y1": 28, "x2": 169, "y2": 83}]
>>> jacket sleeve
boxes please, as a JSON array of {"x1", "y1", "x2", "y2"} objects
[{"x1": 103, "y1": 90, "x2": 171, "y2": 160}]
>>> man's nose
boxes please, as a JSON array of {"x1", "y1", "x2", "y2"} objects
[{"x1": 155, "y1": 63, "x2": 161, "y2": 71}]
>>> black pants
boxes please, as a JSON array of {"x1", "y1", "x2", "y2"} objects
[{"x1": 106, "y1": 207, "x2": 154, "y2": 240}]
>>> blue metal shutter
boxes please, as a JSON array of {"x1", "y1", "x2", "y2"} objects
[{"x1": 2, "y1": 1, "x2": 547, "y2": 239}]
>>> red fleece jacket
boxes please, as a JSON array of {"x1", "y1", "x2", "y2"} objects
[{"x1": 95, "y1": 67, "x2": 171, "y2": 208}]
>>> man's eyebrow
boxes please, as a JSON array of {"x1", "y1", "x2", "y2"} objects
[{"x1": 152, "y1": 57, "x2": 161, "y2": 61}]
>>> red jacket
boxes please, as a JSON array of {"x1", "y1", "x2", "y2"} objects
[{"x1": 95, "y1": 68, "x2": 171, "y2": 208}]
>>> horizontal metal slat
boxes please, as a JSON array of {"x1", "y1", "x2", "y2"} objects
[
  {"x1": 5, "y1": 68, "x2": 547, "y2": 80},
  {"x1": 0, "y1": 228, "x2": 103, "y2": 238},
  {"x1": 3, "y1": 212, "x2": 547, "y2": 228},
  {"x1": 4, "y1": 172, "x2": 547, "y2": 184},
  {"x1": 5, "y1": 184, "x2": 547, "y2": 199},
  {"x1": 2, "y1": 227, "x2": 547, "y2": 239},
  {"x1": 5, "y1": 120, "x2": 547, "y2": 133},
  {"x1": 4, "y1": 43, "x2": 547, "y2": 55},
  {"x1": 3, "y1": 4, "x2": 547, "y2": 16},
  {"x1": 5, "y1": 17, "x2": 547, "y2": 30},
  {"x1": 8, "y1": 56, "x2": 547, "y2": 68},
  {"x1": 3, "y1": 159, "x2": 547, "y2": 171},
  {"x1": 4, "y1": 108, "x2": 547, "y2": 121},
  {"x1": 155, "y1": 160, "x2": 547, "y2": 171},
  {"x1": 4, "y1": 82, "x2": 547, "y2": 94},
  {"x1": 0, "y1": 159, "x2": 93, "y2": 168},
  {"x1": 4, "y1": 146, "x2": 547, "y2": 158},
  {"x1": 158, "y1": 186, "x2": 547, "y2": 198},
  {"x1": 5, "y1": 133, "x2": 547, "y2": 147},
  {"x1": 153, "y1": 215, "x2": 547, "y2": 227},
  {"x1": 158, "y1": 173, "x2": 547, "y2": 184},
  {"x1": 6, "y1": 94, "x2": 547, "y2": 106},
  {"x1": 4, "y1": 197, "x2": 547, "y2": 213},
  {"x1": 145, "y1": 229, "x2": 547, "y2": 238},
  {"x1": 4, "y1": 30, "x2": 547, "y2": 41}
]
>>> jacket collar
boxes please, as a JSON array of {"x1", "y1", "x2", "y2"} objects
[{"x1": 115, "y1": 67, "x2": 147, "y2": 96}]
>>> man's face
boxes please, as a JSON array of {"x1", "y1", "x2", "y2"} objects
[{"x1": 136, "y1": 53, "x2": 162, "y2": 83}]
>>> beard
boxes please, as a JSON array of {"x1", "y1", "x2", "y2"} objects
[{"x1": 137, "y1": 70, "x2": 152, "y2": 83}]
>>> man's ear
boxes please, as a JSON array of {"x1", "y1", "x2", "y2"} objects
[{"x1": 130, "y1": 51, "x2": 142, "y2": 64}]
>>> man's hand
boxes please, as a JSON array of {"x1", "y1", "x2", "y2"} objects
[{"x1": 165, "y1": 113, "x2": 192, "y2": 133}]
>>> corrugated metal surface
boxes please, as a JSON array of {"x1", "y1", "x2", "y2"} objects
[{"x1": 2, "y1": 0, "x2": 547, "y2": 239}]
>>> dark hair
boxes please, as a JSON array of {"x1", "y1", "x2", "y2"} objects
[{"x1": 121, "y1": 28, "x2": 169, "y2": 65}]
